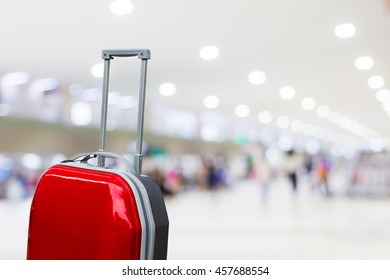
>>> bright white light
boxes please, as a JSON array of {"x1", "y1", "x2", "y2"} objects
[
  {"x1": 367, "y1": 76, "x2": 385, "y2": 89},
  {"x1": 316, "y1": 105, "x2": 331, "y2": 118},
  {"x1": 279, "y1": 86, "x2": 296, "y2": 100},
  {"x1": 21, "y1": 153, "x2": 42, "y2": 170},
  {"x1": 0, "y1": 104, "x2": 10, "y2": 116},
  {"x1": 305, "y1": 140, "x2": 320, "y2": 155},
  {"x1": 276, "y1": 116, "x2": 290, "y2": 128},
  {"x1": 248, "y1": 71, "x2": 266, "y2": 85},
  {"x1": 257, "y1": 111, "x2": 273, "y2": 124},
  {"x1": 278, "y1": 135, "x2": 294, "y2": 151},
  {"x1": 334, "y1": 23, "x2": 356, "y2": 38},
  {"x1": 376, "y1": 89, "x2": 390, "y2": 103},
  {"x1": 355, "y1": 56, "x2": 374, "y2": 70},
  {"x1": 235, "y1": 104, "x2": 250, "y2": 118},
  {"x1": 301, "y1": 97, "x2": 316, "y2": 110},
  {"x1": 159, "y1": 82, "x2": 176, "y2": 96},
  {"x1": 203, "y1": 95, "x2": 220, "y2": 109},
  {"x1": 1, "y1": 71, "x2": 30, "y2": 88},
  {"x1": 291, "y1": 120, "x2": 304, "y2": 132},
  {"x1": 91, "y1": 63, "x2": 104, "y2": 78},
  {"x1": 201, "y1": 124, "x2": 220, "y2": 142},
  {"x1": 71, "y1": 102, "x2": 93, "y2": 126},
  {"x1": 199, "y1": 46, "x2": 219, "y2": 60},
  {"x1": 370, "y1": 138, "x2": 384, "y2": 153},
  {"x1": 110, "y1": 0, "x2": 134, "y2": 15}
]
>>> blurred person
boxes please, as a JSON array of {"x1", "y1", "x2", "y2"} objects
[
  {"x1": 253, "y1": 152, "x2": 272, "y2": 202},
  {"x1": 314, "y1": 155, "x2": 331, "y2": 197},
  {"x1": 244, "y1": 153, "x2": 255, "y2": 179},
  {"x1": 203, "y1": 155, "x2": 228, "y2": 190},
  {"x1": 282, "y1": 149, "x2": 303, "y2": 194}
]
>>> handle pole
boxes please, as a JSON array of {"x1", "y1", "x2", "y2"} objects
[
  {"x1": 98, "y1": 58, "x2": 111, "y2": 167},
  {"x1": 134, "y1": 59, "x2": 148, "y2": 175}
]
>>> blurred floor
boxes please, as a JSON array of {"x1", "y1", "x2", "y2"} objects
[{"x1": 1, "y1": 178, "x2": 390, "y2": 260}]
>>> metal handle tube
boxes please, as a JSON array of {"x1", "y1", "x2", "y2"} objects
[
  {"x1": 134, "y1": 59, "x2": 148, "y2": 175},
  {"x1": 98, "y1": 58, "x2": 111, "y2": 167}
]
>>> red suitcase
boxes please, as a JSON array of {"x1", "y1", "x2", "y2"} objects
[{"x1": 27, "y1": 49, "x2": 169, "y2": 260}]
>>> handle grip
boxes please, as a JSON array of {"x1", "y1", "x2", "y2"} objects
[
  {"x1": 102, "y1": 49, "x2": 151, "y2": 60},
  {"x1": 98, "y1": 49, "x2": 149, "y2": 175}
]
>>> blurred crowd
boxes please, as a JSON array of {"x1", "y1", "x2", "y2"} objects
[{"x1": 1, "y1": 147, "x2": 390, "y2": 201}]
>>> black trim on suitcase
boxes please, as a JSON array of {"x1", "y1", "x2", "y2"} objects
[{"x1": 139, "y1": 175, "x2": 169, "y2": 260}]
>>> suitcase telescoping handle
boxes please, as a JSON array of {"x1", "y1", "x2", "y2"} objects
[{"x1": 98, "y1": 49, "x2": 151, "y2": 175}]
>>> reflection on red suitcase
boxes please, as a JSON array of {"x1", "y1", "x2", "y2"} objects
[{"x1": 26, "y1": 49, "x2": 169, "y2": 260}]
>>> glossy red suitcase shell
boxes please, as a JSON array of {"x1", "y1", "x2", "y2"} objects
[
  {"x1": 27, "y1": 164, "x2": 145, "y2": 260},
  {"x1": 27, "y1": 49, "x2": 169, "y2": 260}
]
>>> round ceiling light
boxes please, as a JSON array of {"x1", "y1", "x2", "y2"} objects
[
  {"x1": 159, "y1": 82, "x2": 176, "y2": 96},
  {"x1": 110, "y1": 0, "x2": 134, "y2": 15},
  {"x1": 376, "y1": 89, "x2": 390, "y2": 103},
  {"x1": 91, "y1": 63, "x2": 104, "y2": 78},
  {"x1": 279, "y1": 86, "x2": 296, "y2": 100},
  {"x1": 199, "y1": 46, "x2": 219, "y2": 60},
  {"x1": 334, "y1": 23, "x2": 356, "y2": 38},
  {"x1": 367, "y1": 76, "x2": 385, "y2": 89},
  {"x1": 301, "y1": 97, "x2": 316, "y2": 110},
  {"x1": 248, "y1": 71, "x2": 266, "y2": 85},
  {"x1": 203, "y1": 95, "x2": 220, "y2": 109},
  {"x1": 235, "y1": 104, "x2": 250, "y2": 118},
  {"x1": 355, "y1": 56, "x2": 374, "y2": 70}
]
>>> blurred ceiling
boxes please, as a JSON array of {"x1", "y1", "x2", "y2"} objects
[{"x1": 1, "y1": 0, "x2": 390, "y2": 145}]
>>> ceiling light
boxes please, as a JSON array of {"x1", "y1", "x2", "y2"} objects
[
  {"x1": 279, "y1": 86, "x2": 296, "y2": 100},
  {"x1": 110, "y1": 0, "x2": 134, "y2": 15},
  {"x1": 376, "y1": 89, "x2": 390, "y2": 103},
  {"x1": 355, "y1": 56, "x2": 374, "y2": 70},
  {"x1": 301, "y1": 97, "x2": 316, "y2": 110},
  {"x1": 316, "y1": 105, "x2": 331, "y2": 118},
  {"x1": 203, "y1": 95, "x2": 220, "y2": 109},
  {"x1": 235, "y1": 104, "x2": 250, "y2": 118},
  {"x1": 248, "y1": 71, "x2": 266, "y2": 85},
  {"x1": 199, "y1": 46, "x2": 219, "y2": 60},
  {"x1": 257, "y1": 111, "x2": 272, "y2": 124},
  {"x1": 334, "y1": 23, "x2": 356, "y2": 38},
  {"x1": 159, "y1": 82, "x2": 176, "y2": 96},
  {"x1": 91, "y1": 63, "x2": 104, "y2": 78},
  {"x1": 367, "y1": 76, "x2": 385, "y2": 89}
]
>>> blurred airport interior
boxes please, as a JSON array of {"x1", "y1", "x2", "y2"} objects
[{"x1": 1, "y1": 0, "x2": 390, "y2": 260}]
